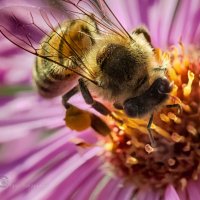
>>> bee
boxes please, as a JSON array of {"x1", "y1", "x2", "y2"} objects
[{"x1": 0, "y1": 0, "x2": 173, "y2": 146}]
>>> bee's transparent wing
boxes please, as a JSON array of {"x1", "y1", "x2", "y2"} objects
[
  {"x1": 0, "y1": 6, "x2": 46, "y2": 54},
  {"x1": 0, "y1": 5, "x2": 98, "y2": 84},
  {"x1": 62, "y1": 0, "x2": 127, "y2": 37},
  {"x1": 0, "y1": 2, "x2": 129, "y2": 83},
  {"x1": 95, "y1": 0, "x2": 132, "y2": 39}
]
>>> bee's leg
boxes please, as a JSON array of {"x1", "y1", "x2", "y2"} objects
[
  {"x1": 79, "y1": 79, "x2": 111, "y2": 116},
  {"x1": 147, "y1": 113, "x2": 156, "y2": 148},
  {"x1": 62, "y1": 86, "x2": 79, "y2": 109},
  {"x1": 166, "y1": 103, "x2": 182, "y2": 114}
]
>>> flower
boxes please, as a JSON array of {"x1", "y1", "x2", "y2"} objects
[
  {"x1": 108, "y1": 43, "x2": 200, "y2": 188},
  {"x1": 0, "y1": 0, "x2": 200, "y2": 200}
]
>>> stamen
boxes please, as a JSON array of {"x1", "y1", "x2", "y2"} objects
[
  {"x1": 167, "y1": 112, "x2": 181, "y2": 124},
  {"x1": 126, "y1": 156, "x2": 138, "y2": 165},
  {"x1": 173, "y1": 58, "x2": 182, "y2": 74},
  {"x1": 181, "y1": 103, "x2": 192, "y2": 113},
  {"x1": 145, "y1": 144, "x2": 155, "y2": 154},
  {"x1": 78, "y1": 44, "x2": 199, "y2": 191},
  {"x1": 183, "y1": 56, "x2": 190, "y2": 67},
  {"x1": 153, "y1": 125, "x2": 171, "y2": 139},
  {"x1": 104, "y1": 142, "x2": 114, "y2": 151},
  {"x1": 160, "y1": 113, "x2": 170, "y2": 123},
  {"x1": 183, "y1": 70, "x2": 194, "y2": 97},
  {"x1": 171, "y1": 132, "x2": 185, "y2": 143},
  {"x1": 186, "y1": 124, "x2": 197, "y2": 136},
  {"x1": 171, "y1": 84, "x2": 178, "y2": 96},
  {"x1": 168, "y1": 68, "x2": 180, "y2": 82}
]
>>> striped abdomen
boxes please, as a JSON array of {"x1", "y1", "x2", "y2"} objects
[{"x1": 33, "y1": 17, "x2": 97, "y2": 98}]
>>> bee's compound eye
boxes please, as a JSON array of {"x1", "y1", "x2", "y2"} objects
[
  {"x1": 158, "y1": 78, "x2": 172, "y2": 94},
  {"x1": 123, "y1": 99, "x2": 139, "y2": 118}
]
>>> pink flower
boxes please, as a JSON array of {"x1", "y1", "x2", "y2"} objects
[{"x1": 0, "y1": 0, "x2": 199, "y2": 199}]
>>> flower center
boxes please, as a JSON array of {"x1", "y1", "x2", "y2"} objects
[{"x1": 104, "y1": 44, "x2": 200, "y2": 189}]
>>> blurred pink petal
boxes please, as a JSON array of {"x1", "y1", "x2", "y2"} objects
[{"x1": 164, "y1": 185, "x2": 180, "y2": 200}]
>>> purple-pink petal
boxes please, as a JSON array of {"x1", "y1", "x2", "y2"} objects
[
  {"x1": 187, "y1": 180, "x2": 200, "y2": 200},
  {"x1": 0, "y1": 0, "x2": 200, "y2": 199},
  {"x1": 164, "y1": 185, "x2": 180, "y2": 200}
]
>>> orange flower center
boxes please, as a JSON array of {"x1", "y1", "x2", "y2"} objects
[{"x1": 104, "y1": 43, "x2": 200, "y2": 189}]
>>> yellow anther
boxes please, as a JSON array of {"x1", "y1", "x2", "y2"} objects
[
  {"x1": 104, "y1": 142, "x2": 114, "y2": 151},
  {"x1": 171, "y1": 132, "x2": 184, "y2": 142},
  {"x1": 168, "y1": 112, "x2": 182, "y2": 124},
  {"x1": 183, "y1": 70, "x2": 194, "y2": 97},
  {"x1": 145, "y1": 144, "x2": 155, "y2": 154},
  {"x1": 181, "y1": 104, "x2": 192, "y2": 113},
  {"x1": 173, "y1": 58, "x2": 182, "y2": 74},
  {"x1": 187, "y1": 124, "x2": 197, "y2": 136},
  {"x1": 160, "y1": 113, "x2": 170, "y2": 123},
  {"x1": 126, "y1": 156, "x2": 138, "y2": 165}
]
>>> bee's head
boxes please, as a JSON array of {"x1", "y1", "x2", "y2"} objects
[{"x1": 123, "y1": 77, "x2": 173, "y2": 117}]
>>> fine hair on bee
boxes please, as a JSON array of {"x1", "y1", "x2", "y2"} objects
[{"x1": 0, "y1": 0, "x2": 175, "y2": 147}]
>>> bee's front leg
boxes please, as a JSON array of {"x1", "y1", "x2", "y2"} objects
[
  {"x1": 78, "y1": 78, "x2": 111, "y2": 116},
  {"x1": 147, "y1": 113, "x2": 157, "y2": 148},
  {"x1": 62, "y1": 86, "x2": 79, "y2": 109}
]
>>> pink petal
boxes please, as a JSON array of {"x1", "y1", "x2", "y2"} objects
[
  {"x1": 164, "y1": 185, "x2": 180, "y2": 200},
  {"x1": 187, "y1": 180, "x2": 200, "y2": 200}
]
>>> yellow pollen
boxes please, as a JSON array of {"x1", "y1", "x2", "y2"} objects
[
  {"x1": 134, "y1": 126, "x2": 149, "y2": 135},
  {"x1": 153, "y1": 125, "x2": 171, "y2": 139},
  {"x1": 154, "y1": 48, "x2": 162, "y2": 62},
  {"x1": 173, "y1": 58, "x2": 182, "y2": 74},
  {"x1": 181, "y1": 103, "x2": 192, "y2": 113},
  {"x1": 132, "y1": 137, "x2": 145, "y2": 148},
  {"x1": 105, "y1": 142, "x2": 114, "y2": 151},
  {"x1": 126, "y1": 156, "x2": 139, "y2": 165},
  {"x1": 160, "y1": 113, "x2": 170, "y2": 123},
  {"x1": 167, "y1": 112, "x2": 182, "y2": 124},
  {"x1": 183, "y1": 70, "x2": 194, "y2": 97},
  {"x1": 168, "y1": 68, "x2": 180, "y2": 83},
  {"x1": 171, "y1": 84, "x2": 178, "y2": 96},
  {"x1": 64, "y1": 105, "x2": 91, "y2": 131},
  {"x1": 183, "y1": 57, "x2": 190, "y2": 67}
]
